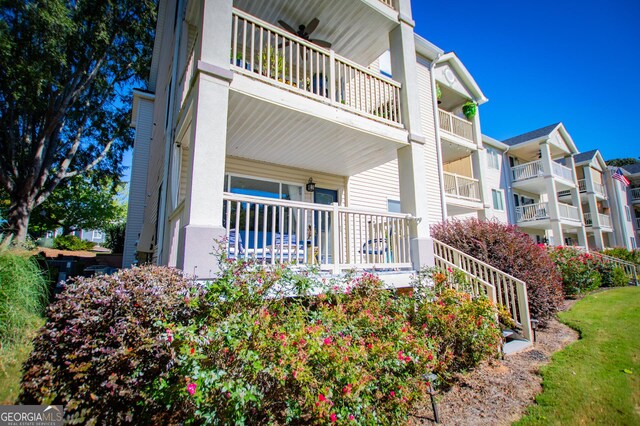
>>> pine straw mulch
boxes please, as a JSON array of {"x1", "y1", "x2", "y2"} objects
[{"x1": 410, "y1": 300, "x2": 579, "y2": 426}]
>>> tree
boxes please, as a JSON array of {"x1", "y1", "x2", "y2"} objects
[
  {"x1": 0, "y1": 0, "x2": 155, "y2": 240},
  {"x1": 29, "y1": 174, "x2": 127, "y2": 236},
  {"x1": 606, "y1": 158, "x2": 639, "y2": 167}
]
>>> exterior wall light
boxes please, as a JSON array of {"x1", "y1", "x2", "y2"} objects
[{"x1": 306, "y1": 178, "x2": 316, "y2": 192}]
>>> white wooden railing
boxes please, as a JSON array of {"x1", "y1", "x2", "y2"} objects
[
  {"x1": 433, "y1": 239, "x2": 533, "y2": 341},
  {"x1": 511, "y1": 160, "x2": 544, "y2": 182},
  {"x1": 222, "y1": 193, "x2": 414, "y2": 273},
  {"x1": 377, "y1": 0, "x2": 396, "y2": 9},
  {"x1": 593, "y1": 182, "x2": 607, "y2": 197},
  {"x1": 552, "y1": 161, "x2": 574, "y2": 182},
  {"x1": 443, "y1": 172, "x2": 481, "y2": 201},
  {"x1": 599, "y1": 213, "x2": 612, "y2": 228},
  {"x1": 230, "y1": 9, "x2": 402, "y2": 126},
  {"x1": 438, "y1": 109, "x2": 474, "y2": 142},
  {"x1": 558, "y1": 202, "x2": 580, "y2": 222},
  {"x1": 516, "y1": 202, "x2": 549, "y2": 222},
  {"x1": 632, "y1": 188, "x2": 640, "y2": 202},
  {"x1": 574, "y1": 247, "x2": 639, "y2": 285}
]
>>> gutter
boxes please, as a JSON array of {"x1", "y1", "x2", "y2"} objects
[
  {"x1": 156, "y1": 0, "x2": 185, "y2": 264},
  {"x1": 429, "y1": 53, "x2": 447, "y2": 221}
]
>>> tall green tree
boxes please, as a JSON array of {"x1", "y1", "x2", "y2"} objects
[
  {"x1": 0, "y1": 0, "x2": 155, "y2": 240},
  {"x1": 29, "y1": 174, "x2": 127, "y2": 236},
  {"x1": 606, "y1": 158, "x2": 639, "y2": 168}
]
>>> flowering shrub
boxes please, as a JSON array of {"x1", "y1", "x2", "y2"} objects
[
  {"x1": 431, "y1": 219, "x2": 564, "y2": 325},
  {"x1": 603, "y1": 247, "x2": 640, "y2": 265},
  {"x1": 151, "y1": 260, "x2": 501, "y2": 424},
  {"x1": 19, "y1": 266, "x2": 202, "y2": 424},
  {"x1": 548, "y1": 247, "x2": 629, "y2": 294}
]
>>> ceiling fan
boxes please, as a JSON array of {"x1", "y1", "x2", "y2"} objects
[{"x1": 277, "y1": 18, "x2": 332, "y2": 48}]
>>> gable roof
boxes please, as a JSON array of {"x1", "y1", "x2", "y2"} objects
[
  {"x1": 573, "y1": 149, "x2": 598, "y2": 164},
  {"x1": 502, "y1": 123, "x2": 561, "y2": 146},
  {"x1": 436, "y1": 52, "x2": 488, "y2": 105},
  {"x1": 622, "y1": 163, "x2": 640, "y2": 175}
]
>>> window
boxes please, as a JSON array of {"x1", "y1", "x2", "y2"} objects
[
  {"x1": 226, "y1": 175, "x2": 302, "y2": 201},
  {"x1": 632, "y1": 237, "x2": 637, "y2": 249},
  {"x1": 487, "y1": 147, "x2": 501, "y2": 170},
  {"x1": 387, "y1": 199, "x2": 402, "y2": 213},
  {"x1": 492, "y1": 189, "x2": 504, "y2": 211},
  {"x1": 93, "y1": 230, "x2": 103, "y2": 240},
  {"x1": 626, "y1": 206, "x2": 632, "y2": 222}
]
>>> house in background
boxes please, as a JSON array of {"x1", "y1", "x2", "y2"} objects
[{"x1": 45, "y1": 228, "x2": 106, "y2": 245}]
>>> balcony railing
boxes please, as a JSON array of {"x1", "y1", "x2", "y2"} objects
[
  {"x1": 222, "y1": 193, "x2": 414, "y2": 273},
  {"x1": 378, "y1": 0, "x2": 396, "y2": 9},
  {"x1": 599, "y1": 213, "x2": 612, "y2": 228},
  {"x1": 511, "y1": 159, "x2": 574, "y2": 183},
  {"x1": 583, "y1": 212, "x2": 593, "y2": 226},
  {"x1": 443, "y1": 172, "x2": 481, "y2": 202},
  {"x1": 636, "y1": 217, "x2": 640, "y2": 229},
  {"x1": 515, "y1": 202, "x2": 549, "y2": 223},
  {"x1": 632, "y1": 188, "x2": 640, "y2": 202},
  {"x1": 560, "y1": 179, "x2": 607, "y2": 198},
  {"x1": 512, "y1": 160, "x2": 544, "y2": 182},
  {"x1": 230, "y1": 9, "x2": 402, "y2": 126},
  {"x1": 438, "y1": 109, "x2": 474, "y2": 143},
  {"x1": 558, "y1": 202, "x2": 580, "y2": 222}
]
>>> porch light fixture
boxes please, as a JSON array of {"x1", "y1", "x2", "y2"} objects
[{"x1": 306, "y1": 178, "x2": 316, "y2": 192}]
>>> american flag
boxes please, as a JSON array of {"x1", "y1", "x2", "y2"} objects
[{"x1": 612, "y1": 168, "x2": 630, "y2": 187}]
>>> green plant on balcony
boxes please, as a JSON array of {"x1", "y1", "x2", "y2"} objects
[
  {"x1": 260, "y1": 48, "x2": 289, "y2": 81},
  {"x1": 436, "y1": 83, "x2": 442, "y2": 102},
  {"x1": 462, "y1": 100, "x2": 477, "y2": 120}
]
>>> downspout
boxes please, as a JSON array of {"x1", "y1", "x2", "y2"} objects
[
  {"x1": 156, "y1": 0, "x2": 185, "y2": 264},
  {"x1": 429, "y1": 53, "x2": 447, "y2": 221}
]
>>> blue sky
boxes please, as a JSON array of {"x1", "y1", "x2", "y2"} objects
[{"x1": 413, "y1": 0, "x2": 640, "y2": 161}]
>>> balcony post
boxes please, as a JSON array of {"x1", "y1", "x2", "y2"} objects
[
  {"x1": 584, "y1": 164, "x2": 605, "y2": 249},
  {"x1": 471, "y1": 109, "x2": 491, "y2": 219},
  {"x1": 328, "y1": 50, "x2": 336, "y2": 103},
  {"x1": 179, "y1": 0, "x2": 234, "y2": 278},
  {"x1": 331, "y1": 203, "x2": 341, "y2": 274},
  {"x1": 565, "y1": 155, "x2": 588, "y2": 248},
  {"x1": 389, "y1": 5, "x2": 434, "y2": 269},
  {"x1": 540, "y1": 142, "x2": 564, "y2": 245}
]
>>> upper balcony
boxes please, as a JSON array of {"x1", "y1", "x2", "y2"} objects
[
  {"x1": 583, "y1": 212, "x2": 613, "y2": 230},
  {"x1": 511, "y1": 159, "x2": 575, "y2": 193},
  {"x1": 558, "y1": 179, "x2": 607, "y2": 200},
  {"x1": 632, "y1": 188, "x2": 640, "y2": 205},
  {"x1": 515, "y1": 201, "x2": 582, "y2": 229},
  {"x1": 221, "y1": 8, "x2": 409, "y2": 177},
  {"x1": 438, "y1": 109, "x2": 475, "y2": 147}
]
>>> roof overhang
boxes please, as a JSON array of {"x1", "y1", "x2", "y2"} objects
[
  {"x1": 130, "y1": 89, "x2": 156, "y2": 128},
  {"x1": 482, "y1": 134, "x2": 508, "y2": 151},
  {"x1": 414, "y1": 34, "x2": 444, "y2": 61},
  {"x1": 436, "y1": 52, "x2": 488, "y2": 105},
  {"x1": 147, "y1": 0, "x2": 168, "y2": 92}
]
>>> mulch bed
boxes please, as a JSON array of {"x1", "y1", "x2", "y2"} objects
[{"x1": 410, "y1": 300, "x2": 579, "y2": 425}]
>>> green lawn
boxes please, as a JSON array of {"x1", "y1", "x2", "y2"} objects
[{"x1": 516, "y1": 287, "x2": 640, "y2": 425}]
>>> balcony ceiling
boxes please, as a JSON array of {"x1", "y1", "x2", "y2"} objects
[
  {"x1": 509, "y1": 143, "x2": 568, "y2": 163},
  {"x1": 233, "y1": 0, "x2": 398, "y2": 67},
  {"x1": 226, "y1": 88, "x2": 407, "y2": 177}
]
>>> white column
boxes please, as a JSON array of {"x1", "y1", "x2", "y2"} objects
[
  {"x1": 471, "y1": 109, "x2": 490, "y2": 219},
  {"x1": 389, "y1": 2, "x2": 434, "y2": 269},
  {"x1": 583, "y1": 165, "x2": 604, "y2": 249},
  {"x1": 540, "y1": 142, "x2": 564, "y2": 245},
  {"x1": 565, "y1": 155, "x2": 587, "y2": 248},
  {"x1": 179, "y1": 0, "x2": 234, "y2": 278}
]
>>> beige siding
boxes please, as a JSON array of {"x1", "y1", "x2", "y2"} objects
[
  {"x1": 348, "y1": 159, "x2": 400, "y2": 212},
  {"x1": 443, "y1": 156, "x2": 473, "y2": 177},
  {"x1": 225, "y1": 157, "x2": 347, "y2": 204},
  {"x1": 416, "y1": 56, "x2": 443, "y2": 224},
  {"x1": 483, "y1": 146, "x2": 509, "y2": 223}
]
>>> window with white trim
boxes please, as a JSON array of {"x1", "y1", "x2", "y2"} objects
[
  {"x1": 492, "y1": 189, "x2": 504, "y2": 211},
  {"x1": 631, "y1": 237, "x2": 637, "y2": 249},
  {"x1": 387, "y1": 199, "x2": 402, "y2": 213},
  {"x1": 93, "y1": 230, "x2": 103, "y2": 240},
  {"x1": 626, "y1": 206, "x2": 632, "y2": 222},
  {"x1": 487, "y1": 147, "x2": 501, "y2": 170}
]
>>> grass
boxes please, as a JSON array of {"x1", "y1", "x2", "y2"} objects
[
  {"x1": 516, "y1": 287, "x2": 640, "y2": 425},
  {"x1": 0, "y1": 250, "x2": 48, "y2": 404}
]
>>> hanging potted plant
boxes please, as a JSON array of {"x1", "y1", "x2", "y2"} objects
[
  {"x1": 462, "y1": 100, "x2": 477, "y2": 120},
  {"x1": 436, "y1": 83, "x2": 442, "y2": 104}
]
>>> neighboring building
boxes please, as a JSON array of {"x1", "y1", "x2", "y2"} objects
[
  {"x1": 607, "y1": 164, "x2": 640, "y2": 250},
  {"x1": 45, "y1": 228, "x2": 106, "y2": 245}
]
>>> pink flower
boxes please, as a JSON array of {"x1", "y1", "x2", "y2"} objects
[
  {"x1": 187, "y1": 383, "x2": 197, "y2": 396},
  {"x1": 318, "y1": 394, "x2": 327, "y2": 402},
  {"x1": 342, "y1": 384, "x2": 352, "y2": 395},
  {"x1": 390, "y1": 391, "x2": 395, "y2": 397},
  {"x1": 190, "y1": 347, "x2": 195, "y2": 355},
  {"x1": 330, "y1": 413, "x2": 337, "y2": 422},
  {"x1": 166, "y1": 329, "x2": 173, "y2": 343},
  {"x1": 447, "y1": 267, "x2": 453, "y2": 273},
  {"x1": 323, "y1": 337, "x2": 332, "y2": 345},
  {"x1": 349, "y1": 414, "x2": 355, "y2": 421}
]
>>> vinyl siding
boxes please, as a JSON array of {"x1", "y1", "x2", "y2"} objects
[
  {"x1": 483, "y1": 147, "x2": 509, "y2": 223},
  {"x1": 348, "y1": 160, "x2": 400, "y2": 212},
  {"x1": 416, "y1": 56, "x2": 443, "y2": 225},
  {"x1": 123, "y1": 98, "x2": 155, "y2": 267}
]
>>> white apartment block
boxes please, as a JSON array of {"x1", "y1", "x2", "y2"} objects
[{"x1": 124, "y1": 0, "x2": 639, "y2": 280}]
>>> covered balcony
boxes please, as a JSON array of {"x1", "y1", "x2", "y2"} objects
[
  {"x1": 438, "y1": 109, "x2": 474, "y2": 146},
  {"x1": 443, "y1": 172, "x2": 481, "y2": 202},
  {"x1": 221, "y1": 8, "x2": 409, "y2": 176},
  {"x1": 515, "y1": 202, "x2": 582, "y2": 228},
  {"x1": 511, "y1": 159, "x2": 575, "y2": 193},
  {"x1": 559, "y1": 179, "x2": 607, "y2": 199},
  {"x1": 632, "y1": 188, "x2": 640, "y2": 204},
  {"x1": 583, "y1": 212, "x2": 613, "y2": 230},
  {"x1": 222, "y1": 192, "x2": 415, "y2": 273}
]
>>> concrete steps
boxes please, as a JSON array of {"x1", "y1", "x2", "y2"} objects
[{"x1": 502, "y1": 329, "x2": 532, "y2": 356}]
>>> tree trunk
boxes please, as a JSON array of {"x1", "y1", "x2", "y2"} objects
[{"x1": 7, "y1": 198, "x2": 33, "y2": 242}]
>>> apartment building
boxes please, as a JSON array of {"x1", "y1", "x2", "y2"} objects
[{"x1": 607, "y1": 164, "x2": 640, "y2": 250}]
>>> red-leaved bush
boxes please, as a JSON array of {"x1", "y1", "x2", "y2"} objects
[{"x1": 431, "y1": 218, "x2": 564, "y2": 325}]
